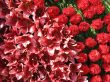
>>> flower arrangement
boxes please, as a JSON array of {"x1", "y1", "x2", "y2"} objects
[{"x1": 0, "y1": 0, "x2": 110, "y2": 82}]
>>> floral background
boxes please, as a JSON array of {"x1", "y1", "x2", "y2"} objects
[{"x1": 0, "y1": 0, "x2": 110, "y2": 82}]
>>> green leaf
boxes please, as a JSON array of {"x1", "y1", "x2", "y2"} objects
[{"x1": 102, "y1": 0, "x2": 110, "y2": 13}]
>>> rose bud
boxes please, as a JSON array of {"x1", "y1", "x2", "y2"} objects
[
  {"x1": 79, "y1": 21, "x2": 90, "y2": 32},
  {"x1": 103, "y1": 74, "x2": 110, "y2": 82},
  {"x1": 98, "y1": 44, "x2": 109, "y2": 54},
  {"x1": 55, "y1": 14, "x2": 68, "y2": 24},
  {"x1": 77, "y1": 53, "x2": 87, "y2": 63},
  {"x1": 70, "y1": 14, "x2": 82, "y2": 25},
  {"x1": 90, "y1": 75, "x2": 102, "y2": 82},
  {"x1": 91, "y1": 18, "x2": 103, "y2": 30},
  {"x1": 103, "y1": 14, "x2": 110, "y2": 24},
  {"x1": 102, "y1": 63, "x2": 110, "y2": 73},
  {"x1": 89, "y1": 50, "x2": 101, "y2": 62},
  {"x1": 47, "y1": 6, "x2": 60, "y2": 18},
  {"x1": 83, "y1": 6, "x2": 96, "y2": 19},
  {"x1": 85, "y1": 37, "x2": 97, "y2": 48},
  {"x1": 76, "y1": 0, "x2": 89, "y2": 11},
  {"x1": 102, "y1": 54, "x2": 110, "y2": 63},
  {"x1": 75, "y1": 42, "x2": 85, "y2": 52},
  {"x1": 96, "y1": 3, "x2": 105, "y2": 15},
  {"x1": 96, "y1": 33, "x2": 109, "y2": 44},
  {"x1": 80, "y1": 65, "x2": 90, "y2": 75},
  {"x1": 62, "y1": 7, "x2": 76, "y2": 17},
  {"x1": 68, "y1": 25, "x2": 79, "y2": 36},
  {"x1": 90, "y1": 64, "x2": 101, "y2": 75}
]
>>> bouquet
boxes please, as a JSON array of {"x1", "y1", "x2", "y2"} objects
[{"x1": 0, "y1": 0, "x2": 110, "y2": 82}]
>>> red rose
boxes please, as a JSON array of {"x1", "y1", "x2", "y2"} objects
[
  {"x1": 103, "y1": 74, "x2": 110, "y2": 82},
  {"x1": 79, "y1": 21, "x2": 90, "y2": 32},
  {"x1": 77, "y1": 53, "x2": 87, "y2": 63},
  {"x1": 83, "y1": 6, "x2": 96, "y2": 19},
  {"x1": 103, "y1": 63, "x2": 110, "y2": 72},
  {"x1": 96, "y1": 33, "x2": 109, "y2": 44},
  {"x1": 85, "y1": 37, "x2": 97, "y2": 48},
  {"x1": 91, "y1": 18, "x2": 103, "y2": 30},
  {"x1": 90, "y1": 75, "x2": 102, "y2": 82},
  {"x1": 80, "y1": 65, "x2": 90, "y2": 75},
  {"x1": 70, "y1": 14, "x2": 82, "y2": 25},
  {"x1": 76, "y1": 0, "x2": 89, "y2": 11},
  {"x1": 107, "y1": 24, "x2": 110, "y2": 33},
  {"x1": 62, "y1": 7, "x2": 76, "y2": 17},
  {"x1": 102, "y1": 54, "x2": 110, "y2": 63},
  {"x1": 90, "y1": 64, "x2": 101, "y2": 75},
  {"x1": 103, "y1": 14, "x2": 110, "y2": 24},
  {"x1": 89, "y1": 50, "x2": 101, "y2": 62},
  {"x1": 96, "y1": 3, "x2": 105, "y2": 15},
  {"x1": 55, "y1": 14, "x2": 68, "y2": 24},
  {"x1": 47, "y1": 6, "x2": 60, "y2": 18},
  {"x1": 68, "y1": 25, "x2": 79, "y2": 36},
  {"x1": 98, "y1": 44, "x2": 109, "y2": 54},
  {"x1": 75, "y1": 42, "x2": 85, "y2": 52}
]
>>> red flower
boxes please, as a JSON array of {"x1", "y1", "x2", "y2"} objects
[
  {"x1": 54, "y1": 69, "x2": 63, "y2": 79},
  {"x1": 107, "y1": 24, "x2": 110, "y2": 33},
  {"x1": 55, "y1": 14, "x2": 68, "y2": 24},
  {"x1": 18, "y1": 1, "x2": 34, "y2": 15},
  {"x1": 91, "y1": 18, "x2": 103, "y2": 30},
  {"x1": 102, "y1": 63, "x2": 110, "y2": 72},
  {"x1": 29, "y1": 54, "x2": 39, "y2": 66},
  {"x1": 80, "y1": 65, "x2": 90, "y2": 75},
  {"x1": 90, "y1": 64, "x2": 101, "y2": 75},
  {"x1": 90, "y1": 75, "x2": 102, "y2": 82},
  {"x1": 41, "y1": 51, "x2": 50, "y2": 64},
  {"x1": 4, "y1": 41, "x2": 15, "y2": 54},
  {"x1": 75, "y1": 42, "x2": 85, "y2": 52},
  {"x1": 79, "y1": 21, "x2": 90, "y2": 32},
  {"x1": 70, "y1": 14, "x2": 82, "y2": 25},
  {"x1": 47, "y1": 6, "x2": 60, "y2": 18},
  {"x1": 68, "y1": 25, "x2": 79, "y2": 36},
  {"x1": 85, "y1": 37, "x2": 97, "y2": 48},
  {"x1": 83, "y1": 6, "x2": 96, "y2": 19},
  {"x1": 98, "y1": 44, "x2": 109, "y2": 54},
  {"x1": 76, "y1": 0, "x2": 89, "y2": 11},
  {"x1": 96, "y1": 3, "x2": 105, "y2": 15},
  {"x1": 103, "y1": 74, "x2": 110, "y2": 82},
  {"x1": 89, "y1": 50, "x2": 101, "y2": 62},
  {"x1": 6, "y1": 12, "x2": 18, "y2": 26},
  {"x1": 77, "y1": 53, "x2": 87, "y2": 63},
  {"x1": 103, "y1": 14, "x2": 110, "y2": 24},
  {"x1": 62, "y1": 7, "x2": 76, "y2": 17},
  {"x1": 96, "y1": 33, "x2": 109, "y2": 44},
  {"x1": 34, "y1": 0, "x2": 44, "y2": 8},
  {"x1": 102, "y1": 54, "x2": 110, "y2": 63},
  {"x1": 0, "y1": 0, "x2": 85, "y2": 81},
  {"x1": 69, "y1": 64, "x2": 81, "y2": 81}
]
